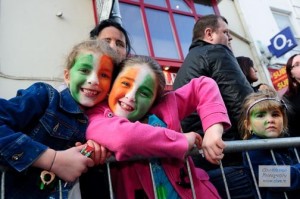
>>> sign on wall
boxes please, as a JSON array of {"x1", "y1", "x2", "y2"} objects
[
  {"x1": 268, "y1": 65, "x2": 288, "y2": 95},
  {"x1": 268, "y1": 27, "x2": 297, "y2": 58}
]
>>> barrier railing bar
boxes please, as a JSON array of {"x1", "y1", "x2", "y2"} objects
[
  {"x1": 185, "y1": 159, "x2": 196, "y2": 199},
  {"x1": 149, "y1": 162, "x2": 158, "y2": 199},
  {"x1": 245, "y1": 151, "x2": 262, "y2": 199},
  {"x1": 105, "y1": 137, "x2": 300, "y2": 163},
  {"x1": 270, "y1": 149, "x2": 288, "y2": 199},
  {"x1": 1, "y1": 171, "x2": 5, "y2": 199},
  {"x1": 220, "y1": 161, "x2": 231, "y2": 199},
  {"x1": 106, "y1": 162, "x2": 114, "y2": 199},
  {"x1": 294, "y1": 148, "x2": 300, "y2": 163},
  {"x1": 222, "y1": 137, "x2": 300, "y2": 153}
]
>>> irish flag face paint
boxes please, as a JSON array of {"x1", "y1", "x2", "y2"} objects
[
  {"x1": 248, "y1": 108, "x2": 283, "y2": 138},
  {"x1": 108, "y1": 63, "x2": 158, "y2": 121},
  {"x1": 64, "y1": 52, "x2": 114, "y2": 108}
]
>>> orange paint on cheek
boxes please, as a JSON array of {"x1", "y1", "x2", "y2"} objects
[
  {"x1": 98, "y1": 55, "x2": 114, "y2": 91},
  {"x1": 99, "y1": 55, "x2": 113, "y2": 67},
  {"x1": 109, "y1": 67, "x2": 140, "y2": 112}
]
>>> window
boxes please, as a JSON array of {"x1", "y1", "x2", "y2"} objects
[
  {"x1": 145, "y1": 8, "x2": 179, "y2": 59},
  {"x1": 93, "y1": 0, "x2": 219, "y2": 88},
  {"x1": 118, "y1": 0, "x2": 218, "y2": 68},
  {"x1": 272, "y1": 11, "x2": 300, "y2": 55},
  {"x1": 173, "y1": 14, "x2": 195, "y2": 57},
  {"x1": 194, "y1": 0, "x2": 216, "y2": 15},
  {"x1": 273, "y1": 12, "x2": 295, "y2": 33},
  {"x1": 120, "y1": 4, "x2": 149, "y2": 56}
]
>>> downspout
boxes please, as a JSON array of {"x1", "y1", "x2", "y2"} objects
[
  {"x1": 0, "y1": 71, "x2": 63, "y2": 82},
  {"x1": 232, "y1": 0, "x2": 273, "y2": 86}
]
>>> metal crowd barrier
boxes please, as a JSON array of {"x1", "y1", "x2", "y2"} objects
[
  {"x1": 105, "y1": 137, "x2": 300, "y2": 199},
  {"x1": 1, "y1": 137, "x2": 300, "y2": 198}
]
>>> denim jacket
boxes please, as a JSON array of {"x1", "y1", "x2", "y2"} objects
[{"x1": 0, "y1": 82, "x2": 88, "y2": 198}]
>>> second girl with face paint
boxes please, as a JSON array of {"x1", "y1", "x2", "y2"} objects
[
  {"x1": 239, "y1": 90, "x2": 300, "y2": 199},
  {"x1": 86, "y1": 55, "x2": 231, "y2": 198}
]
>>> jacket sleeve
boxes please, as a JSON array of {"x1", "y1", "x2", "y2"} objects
[
  {"x1": 208, "y1": 46, "x2": 253, "y2": 131},
  {"x1": 86, "y1": 106, "x2": 188, "y2": 161},
  {"x1": 152, "y1": 76, "x2": 231, "y2": 132},
  {"x1": 174, "y1": 45, "x2": 253, "y2": 140},
  {"x1": 0, "y1": 83, "x2": 49, "y2": 172}
]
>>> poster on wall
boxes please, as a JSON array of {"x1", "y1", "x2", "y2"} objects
[
  {"x1": 268, "y1": 65, "x2": 288, "y2": 96},
  {"x1": 163, "y1": 71, "x2": 177, "y2": 90}
]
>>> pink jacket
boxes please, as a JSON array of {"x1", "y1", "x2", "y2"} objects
[{"x1": 86, "y1": 76, "x2": 231, "y2": 198}]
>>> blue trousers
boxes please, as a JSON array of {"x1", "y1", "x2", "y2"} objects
[{"x1": 208, "y1": 166, "x2": 257, "y2": 199}]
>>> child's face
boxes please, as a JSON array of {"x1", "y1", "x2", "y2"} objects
[
  {"x1": 108, "y1": 64, "x2": 158, "y2": 121},
  {"x1": 64, "y1": 51, "x2": 114, "y2": 107},
  {"x1": 248, "y1": 108, "x2": 284, "y2": 138},
  {"x1": 291, "y1": 54, "x2": 300, "y2": 84}
]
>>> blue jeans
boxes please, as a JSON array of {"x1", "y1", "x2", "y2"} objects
[{"x1": 208, "y1": 166, "x2": 257, "y2": 199}]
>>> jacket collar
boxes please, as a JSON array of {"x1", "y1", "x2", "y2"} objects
[
  {"x1": 189, "y1": 39, "x2": 210, "y2": 50},
  {"x1": 59, "y1": 88, "x2": 83, "y2": 114},
  {"x1": 189, "y1": 39, "x2": 232, "y2": 52}
]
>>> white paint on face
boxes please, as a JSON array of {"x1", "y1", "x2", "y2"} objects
[{"x1": 109, "y1": 63, "x2": 157, "y2": 121}]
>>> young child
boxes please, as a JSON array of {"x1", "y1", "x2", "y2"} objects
[
  {"x1": 86, "y1": 55, "x2": 231, "y2": 198},
  {"x1": 239, "y1": 90, "x2": 300, "y2": 199},
  {"x1": 0, "y1": 39, "x2": 120, "y2": 198}
]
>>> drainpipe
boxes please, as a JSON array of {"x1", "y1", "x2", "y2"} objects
[
  {"x1": 232, "y1": 0, "x2": 273, "y2": 86},
  {"x1": 0, "y1": 71, "x2": 63, "y2": 82}
]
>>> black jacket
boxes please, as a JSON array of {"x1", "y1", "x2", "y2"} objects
[
  {"x1": 174, "y1": 40, "x2": 254, "y2": 141},
  {"x1": 174, "y1": 40, "x2": 254, "y2": 168},
  {"x1": 283, "y1": 88, "x2": 300, "y2": 137}
]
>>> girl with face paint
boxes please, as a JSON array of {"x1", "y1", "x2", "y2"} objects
[
  {"x1": 86, "y1": 55, "x2": 231, "y2": 198},
  {"x1": 239, "y1": 90, "x2": 300, "y2": 199},
  {"x1": 0, "y1": 40, "x2": 120, "y2": 199}
]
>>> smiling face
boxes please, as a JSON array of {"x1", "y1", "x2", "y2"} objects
[
  {"x1": 64, "y1": 51, "x2": 114, "y2": 108},
  {"x1": 108, "y1": 63, "x2": 158, "y2": 121},
  {"x1": 247, "y1": 107, "x2": 284, "y2": 138}
]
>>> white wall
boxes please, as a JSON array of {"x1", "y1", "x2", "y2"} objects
[
  {"x1": 218, "y1": 0, "x2": 270, "y2": 85},
  {"x1": 0, "y1": 0, "x2": 95, "y2": 99}
]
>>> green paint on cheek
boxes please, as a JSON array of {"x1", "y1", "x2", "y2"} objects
[
  {"x1": 142, "y1": 74, "x2": 156, "y2": 91},
  {"x1": 69, "y1": 54, "x2": 94, "y2": 102},
  {"x1": 128, "y1": 74, "x2": 156, "y2": 121},
  {"x1": 73, "y1": 54, "x2": 94, "y2": 69},
  {"x1": 263, "y1": 120, "x2": 268, "y2": 126}
]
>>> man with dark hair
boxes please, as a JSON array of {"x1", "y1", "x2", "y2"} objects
[{"x1": 174, "y1": 14, "x2": 255, "y2": 199}]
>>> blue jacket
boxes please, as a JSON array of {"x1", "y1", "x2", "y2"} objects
[
  {"x1": 0, "y1": 82, "x2": 88, "y2": 198},
  {"x1": 243, "y1": 135, "x2": 300, "y2": 199}
]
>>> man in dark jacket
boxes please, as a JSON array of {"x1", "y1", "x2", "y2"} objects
[{"x1": 173, "y1": 14, "x2": 255, "y2": 199}]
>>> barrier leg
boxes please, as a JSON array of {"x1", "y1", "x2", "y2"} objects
[{"x1": 106, "y1": 162, "x2": 114, "y2": 199}]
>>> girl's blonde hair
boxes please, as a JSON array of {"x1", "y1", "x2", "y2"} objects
[
  {"x1": 65, "y1": 40, "x2": 121, "y2": 80},
  {"x1": 238, "y1": 90, "x2": 288, "y2": 140}
]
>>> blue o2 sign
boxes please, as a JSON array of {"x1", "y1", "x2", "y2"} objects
[{"x1": 268, "y1": 27, "x2": 297, "y2": 58}]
